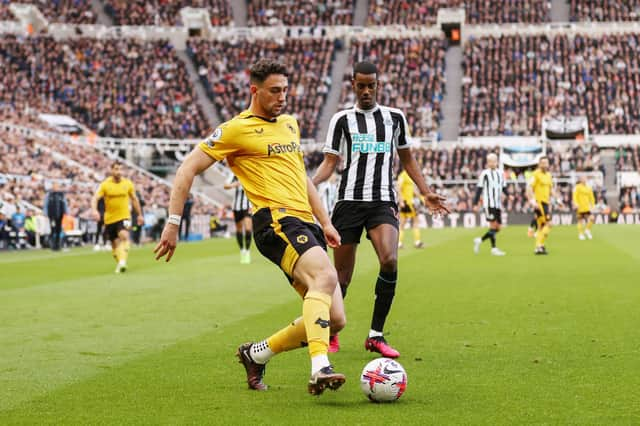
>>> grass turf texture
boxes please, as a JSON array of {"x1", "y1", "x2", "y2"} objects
[{"x1": 1, "y1": 225, "x2": 639, "y2": 425}]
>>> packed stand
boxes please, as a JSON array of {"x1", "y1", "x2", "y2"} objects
[
  {"x1": 615, "y1": 145, "x2": 640, "y2": 171},
  {"x1": 570, "y1": 0, "x2": 640, "y2": 22},
  {"x1": 342, "y1": 37, "x2": 447, "y2": 139},
  {"x1": 367, "y1": 0, "x2": 549, "y2": 26},
  {"x1": 0, "y1": 35, "x2": 208, "y2": 139},
  {"x1": 0, "y1": 0, "x2": 97, "y2": 24},
  {"x1": 103, "y1": 0, "x2": 232, "y2": 26},
  {"x1": 187, "y1": 37, "x2": 335, "y2": 138},
  {"x1": 247, "y1": 0, "x2": 354, "y2": 26},
  {"x1": 461, "y1": 33, "x2": 640, "y2": 137}
]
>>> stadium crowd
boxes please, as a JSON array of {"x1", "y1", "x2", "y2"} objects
[
  {"x1": 0, "y1": 35, "x2": 208, "y2": 139},
  {"x1": 570, "y1": 0, "x2": 640, "y2": 22},
  {"x1": 247, "y1": 0, "x2": 354, "y2": 26},
  {"x1": 0, "y1": 0, "x2": 96, "y2": 24},
  {"x1": 187, "y1": 37, "x2": 335, "y2": 138},
  {"x1": 461, "y1": 33, "x2": 640, "y2": 137},
  {"x1": 103, "y1": 0, "x2": 232, "y2": 26},
  {"x1": 367, "y1": 0, "x2": 550, "y2": 26},
  {"x1": 343, "y1": 36, "x2": 447, "y2": 138}
]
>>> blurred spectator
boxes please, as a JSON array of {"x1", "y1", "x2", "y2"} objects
[
  {"x1": 570, "y1": 1, "x2": 640, "y2": 22},
  {"x1": 367, "y1": 0, "x2": 549, "y2": 26},
  {"x1": 342, "y1": 36, "x2": 447, "y2": 138},
  {"x1": 461, "y1": 33, "x2": 640, "y2": 136},
  {"x1": 0, "y1": 0, "x2": 96, "y2": 24},
  {"x1": 0, "y1": 211, "x2": 8, "y2": 249},
  {"x1": 104, "y1": 0, "x2": 232, "y2": 26},
  {"x1": 44, "y1": 181, "x2": 68, "y2": 251},
  {"x1": 0, "y1": 35, "x2": 208, "y2": 139},
  {"x1": 187, "y1": 37, "x2": 335, "y2": 138},
  {"x1": 248, "y1": 0, "x2": 354, "y2": 26},
  {"x1": 10, "y1": 205, "x2": 26, "y2": 232}
]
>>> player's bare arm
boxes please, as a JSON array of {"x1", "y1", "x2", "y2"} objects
[
  {"x1": 397, "y1": 149, "x2": 449, "y2": 215},
  {"x1": 306, "y1": 176, "x2": 341, "y2": 248},
  {"x1": 154, "y1": 148, "x2": 215, "y2": 262},
  {"x1": 312, "y1": 153, "x2": 339, "y2": 186},
  {"x1": 90, "y1": 192, "x2": 101, "y2": 221},
  {"x1": 223, "y1": 180, "x2": 241, "y2": 190},
  {"x1": 131, "y1": 192, "x2": 144, "y2": 226}
]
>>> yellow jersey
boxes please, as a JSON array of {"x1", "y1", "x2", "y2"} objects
[
  {"x1": 530, "y1": 168, "x2": 553, "y2": 204},
  {"x1": 96, "y1": 177, "x2": 135, "y2": 225},
  {"x1": 573, "y1": 182, "x2": 595, "y2": 213},
  {"x1": 199, "y1": 110, "x2": 313, "y2": 222},
  {"x1": 397, "y1": 170, "x2": 415, "y2": 203}
]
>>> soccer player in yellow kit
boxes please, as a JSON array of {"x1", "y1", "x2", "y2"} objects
[
  {"x1": 397, "y1": 168, "x2": 423, "y2": 248},
  {"x1": 91, "y1": 162, "x2": 144, "y2": 273},
  {"x1": 153, "y1": 59, "x2": 346, "y2": 395},
  {"x1": 573, "y1": 176, "x2": 595, "y2": 240},
  {"x1": 527, "y1": 156, "x2": 553, "y2": 255}
]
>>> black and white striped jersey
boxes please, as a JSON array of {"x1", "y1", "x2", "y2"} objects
[
  {"x1": 323, "y1": 104, "x2": 411, "y2": 203},
  {"x1": 229, "y1": 176, "x2": 250, "y2": 211},
  {"x1": 318, "y1": 180, "x2": 338, "y2": 216},
  {"x1": 477, "y1": 168, "x2": 505, "y2": 209}
]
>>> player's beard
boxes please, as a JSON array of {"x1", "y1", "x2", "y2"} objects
[{"x1": 269, "y1": 102, "x2": 286, "y2": 117}]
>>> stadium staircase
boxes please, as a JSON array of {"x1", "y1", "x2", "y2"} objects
[
  {"x1": 601, "y1": 151, "x2": 619, "y2": 210},
  {"x1": 438, "y1": 46, "x2": 462, "y2": 141},
  {"x1": 90, "y1": 0, "x2": 114, "y2": 26},
  {"x1": 176, "y1": 48, "x2": 222, "y2": 127},
  {"x1": 318, "y1": 46, "x2": 350, "y2": 144},
  {"x1": 439, "y1": 45, "x2": 463, "y2": 141},
  {"x1": 353, "y1": 0, "x2": 369, "y2": 26},
  {"x1": 230, "y1": 0, "x2": 248, "y2": 26},
  {"x1": 550, "y1": 0, "x2": 570, "y2": 22}
]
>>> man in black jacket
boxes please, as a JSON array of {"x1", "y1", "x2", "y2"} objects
[{"x1": 44, "y1": 182, "x2": 68, "y2": 251}]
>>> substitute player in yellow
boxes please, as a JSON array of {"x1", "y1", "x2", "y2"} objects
[
  {"x1": 154, "y1": 59, "x2": 346, "y2": 396},
  {"x1": 91, "y1": 162, "x2": 144, "y2": 273},
  {"x1": 527, "y1": 156, "x2": 553, "y2": 255},
  {"x1": 397, "y1": 167, "x2": 423, "y2": 249},
  {"x1": 573, "y1": 176, "x2": 595, "y2": 240}
]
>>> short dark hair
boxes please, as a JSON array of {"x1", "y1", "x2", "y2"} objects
[
  {"x1": 111, "y1": 161, "x2": 121, "y2": 168},
  {"x1": 250, "y1": 59, "x2": 288, "y2": 84},
  {"x1": 539, "y1": 155, "x2": 548, "y2": 161},
  {"x1": 353, "y1": 61, "x2": 378, "y2": 79}
]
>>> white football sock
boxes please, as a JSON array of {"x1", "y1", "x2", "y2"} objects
[
  {"x1": 368, "y1": 329, "x2": 384, "y2": 338},
  {"x1": 249, "y1": 340, "x2": 274, "y2": 364},
  {"x1": 311, "y1": 354, "x2": 330, "y2": 375}
]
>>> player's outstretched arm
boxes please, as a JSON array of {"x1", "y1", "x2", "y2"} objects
[
  {"x1": 397, "y1": 149, "x2": 449, "y2": 215},
  {"x1": 306, "y1": 176, "x2": 341, "y2": 248},
  {"x1": 311, "y1": 153, "x2": 339, "y2": 186},
  {"x1": 154, "y1": 148, "x2": 215, "y2": 262},
  {"x1": 90, "y1": 190, "x2": 102, "y2": 221}
]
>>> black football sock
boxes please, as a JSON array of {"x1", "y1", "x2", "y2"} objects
[
  {"x1": 236, "y1": 232, "x2": 244, "y2": 250},
  {"x1": 371, "y1": 270, "x2": 397, "y2": 332},
  {"x1": 244, "y1": 231, "x2": 252, "y2": 249}
]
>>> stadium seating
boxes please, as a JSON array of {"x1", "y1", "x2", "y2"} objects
[
  {"x1": 461, "y1": 33, "x2": 640, "y2": 137},
  {"x1": 103, "y1": 0, "x2": 233, "y2": 26},
  {"x1": 367, "y1": 0, "x2": 550, "y2": 26},
  {"x1": 615, "y1": 145, "x2": 640, "y2": 171},
  {"x1": 0, "y1": 35, "x2": 208, "y2": 139},
  {"x1": 247, "y1": 0, "x2": 354, "y2": 26},
  {"x1": 0, "y1": 1, "x2": 97, "y2": 24},
  {"x1": 187, "y1": 37, "x2": 335, "y2": 138},
  {"x1": 343, "y1": 37, "x2": 447, "y2": 138},
  {"x1": 570, "y1": 0, "x2": 640, "y2": 22}
]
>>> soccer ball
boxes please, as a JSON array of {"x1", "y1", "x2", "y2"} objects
[{"x1": 360, "y1": 358, "x2": 407, "y2": 402}]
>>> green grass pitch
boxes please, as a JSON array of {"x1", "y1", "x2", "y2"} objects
[{"x1": 1, "y1": 225, "x2": 639, "y2": 425}]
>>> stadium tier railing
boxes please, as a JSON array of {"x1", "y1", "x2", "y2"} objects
[{"x1": 0, "y1": 123, "x2": 221, "y2": 208}]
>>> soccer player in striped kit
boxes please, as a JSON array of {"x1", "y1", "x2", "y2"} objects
[
  {"x1": 313, "y1": 61, "x2": 449, "y2": 357},
  {"x1": 224, "y1": 175, "x2": 253, "y2": 264},
  {"x1": 473, "y1": 153, "x2": 507, "y2": 256}
]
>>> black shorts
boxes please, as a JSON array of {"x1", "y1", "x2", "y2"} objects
[
  {"x1": 485, "y1": 207, "x2": 502, "y2": 224},
  {"x1": 534, "y1": 202, "x2": 551, "y2": 223},
  {"x1": 252, "y1": 208, "x2": 327, "y2": 283},
  {"x1": 577, "y1": 211, "x2": 591, "y2": 220},
  {"x1": 233, "y1": 209, "x2": 251, "y2": 222},
  {"x1": 104, "y1": 219, "x2": 130, "y2": 242},
  {"x1": 331, "y1": 200, "x2": 399, "y2": 245}
]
